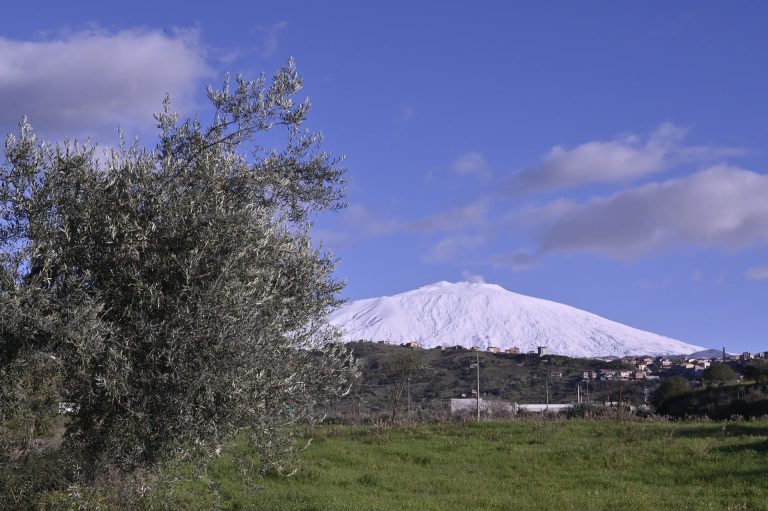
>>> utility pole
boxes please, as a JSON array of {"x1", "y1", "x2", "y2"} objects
[
  {"x1": 470, "y1": 353, "x2": 480, "y2": 422},
  {"x1": 577, "y1": 384, "x2": 581, "y2": 404},
  {"x1": 476, "y1": 353, "x2": 480, "y2": 422},
  {"x1": 616, "y1": 381, "x2": 624, "y2": 422},
  {"x1": 407, "y1": 377, "x2": 411, "y2": 415}
]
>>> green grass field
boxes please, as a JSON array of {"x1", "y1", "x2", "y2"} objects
[{"x1": 153, "y1": 419, "x2": 768, "y2": 511}]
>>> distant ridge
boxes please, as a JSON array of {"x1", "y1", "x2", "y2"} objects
[
  {"x1": 329, "y1": 281, "x2": 706, "y2": 358},
  {"x1": 687, "y1": 348, "x2": 729, "y2": 359}
]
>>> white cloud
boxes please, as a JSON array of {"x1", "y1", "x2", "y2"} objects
[
  {"x1": 340, "y1": 200, "x2": 488, "y2": 238},
  {"x1": 520, "y1": 165, "x2": 768, "y2": 259},
  {"x1": 0, "y1": 28, "x2": 211, "y2": 140},
  {"x1": 410, "y1": 199, "x2": 488, "y2": 232},
  {"x1": 512, "y1": 123, "x2": 745, "y2": 191},
  {"x1": 450, "y1": 151, "x2": 491, "y2": 178},
  {"x1": 311, "y1": 227, "x2": 350, "y2": 246},
  {"x1": 690, "y1": 270, "x2": 726, "y2": 286},
  {"x1": 341, "y1": 203, "x2": 401, "y2": 236},
  {"x1": 422, "y1": 234, "x2": 485, "y2": 263},
  {"x1": 745, "y1": 265, "x2": 768, "y2": 280},
  {"x1": 461, "y1": 271, "x2": 485, "y2": 283},
  {"x1": 400, "y1": 105, "x2": 416, "y2": 121},
  {"x1": 490, "y1": 250, "x2": 537, "y2": 270},
  {"x1": 257, "y1": 21, "x2": 288, "y2": 57},
  {"x1": 636, "y1": 278, "x2": 670, "y2": 290}
]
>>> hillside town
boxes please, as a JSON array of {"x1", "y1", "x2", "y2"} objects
[{"x1": 371, "y1": 338, "x2": 768, "y2": 384}]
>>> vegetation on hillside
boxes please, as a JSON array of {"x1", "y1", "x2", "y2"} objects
[
  {"x1": 660, "y1": 384, "x2": 768, "y2": 420},
  {"x1": 330, "y1": 342, "x2": 651, "y2": 421}
]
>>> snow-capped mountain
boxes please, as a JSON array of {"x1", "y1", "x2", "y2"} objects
[{"x1": 329, "y1": 281, "x2": 705, "y2": 358}]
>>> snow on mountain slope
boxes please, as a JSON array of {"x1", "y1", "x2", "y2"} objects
[{"x1": 328, "y1": 281, "x2": 705, "y2": 358}]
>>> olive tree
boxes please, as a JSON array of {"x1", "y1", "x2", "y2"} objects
[
  {"x1": 651, "y1": 376, "x2": 690, "y2": 413},
  {"x1": 1, "y1": 59, "x2": 355, "y2": 473},
  {"x1": 702, "y1": 363, "x2": 739, "y2": 387},
  {"x1": 382, "y1": 350, "x2": 423, "y2": 423},
  {"x1": 744, "y1": 360, "x2": 768, "y2": 384}
]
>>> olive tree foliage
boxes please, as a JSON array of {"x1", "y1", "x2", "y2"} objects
[
  {"x1": 382, "y1": 351, "x2": 424, "y2": 423},
  {"x1": 744, "y1": 360, "x2": 768, "y2": 384},
  {"x1": 0, "y1": 60, "x2": 356, "y2": 473},
  {"x1": 651, "y1": 376, "x2": 690, "y2": 413},
  {"x1": 702, "y1": 363, "x2": 739, "y2": 387}
]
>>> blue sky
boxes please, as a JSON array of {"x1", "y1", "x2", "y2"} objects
[{"x1": 2, "y1": 2, "x2": 767, "y2": 352}]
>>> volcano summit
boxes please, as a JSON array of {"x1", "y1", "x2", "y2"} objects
[{"x1": 329, "y1": 281, "x2": 705, "y2": 358}]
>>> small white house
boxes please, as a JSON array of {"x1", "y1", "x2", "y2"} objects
[{"x1": 517, "y1": 403, "x2": 572, "y2": 414}]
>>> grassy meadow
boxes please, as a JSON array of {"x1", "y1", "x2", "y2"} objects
[{"x1": 131, "y1": 419, "x2": 768, "y2": 511}]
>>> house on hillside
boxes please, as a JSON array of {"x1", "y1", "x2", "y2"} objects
[
  {"x1": 450, "y1": 400, "x2": 574, "y2": 417},
  {"x1": 599, "y1": 370, "x2": 615, "y2": 381},
  {"x1": 449, "y1": 398, "x2": 516, "y2": 417},
  {"x1": 537, "y1": 346, "x2": 547, "y2": 357},
  {"x1": 403, "y1": 341, "x2": 421, "y2": 349},
  {"x1": 506, "y1": 347, "x2": 520, "y2": 355},
  {"x1": 517, "y1": 403, "x2": 572, "y2": 414},
  {"x1": 487, "y1": 346, "x2": 501, "y2": 353}
]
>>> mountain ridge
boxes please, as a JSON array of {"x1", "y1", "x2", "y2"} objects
[{"x1": 329, "y1": 281, "x2": 705, "y2": 357}]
